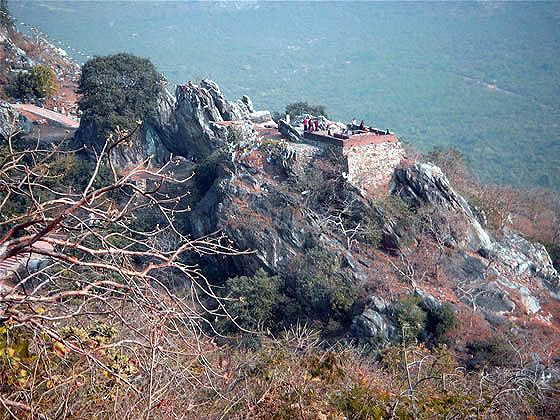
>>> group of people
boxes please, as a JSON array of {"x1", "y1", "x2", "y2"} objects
[
  {"x1": 351, "y1": 117, "x2": 366, "y2": 131},
  {"x1": 303, "y1": 116, "x2": 319, "y2": 132}
]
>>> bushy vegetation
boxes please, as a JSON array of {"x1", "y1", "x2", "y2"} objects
[
  {"x1": 394, "y1": 295, "x2": 458, "y2": 346},
  {"x1": 222, "y1": 269, "x2": 288, "y2": 331},
  {"x1": 12, "y1": 65, "x2": 58, "y2": 99},
  {"x1": 283, "y1": 101, "x2": 328, "y2": 119},
  {"x1": 78, "y1": 53, "x2": 162, "y2": 142},
  {"x1": 193, "y1": 147, "x2": 227, "y2": 195},
  {"x1": 395, "y1": 295, "x2": 427, "y2": 341},
  {"x1": 425, "y1": 302, "x2": 458, "y2": 344},
  {"x1": 465, "y1": 337, "x2": 515, "y2": 371},
  {"x1": 288, "y1": 247, "x2": 358, "y2": 333}
]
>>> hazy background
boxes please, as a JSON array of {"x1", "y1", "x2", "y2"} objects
[{"x1": 11, "y1": 1, "x2": 560, "y2": 190}]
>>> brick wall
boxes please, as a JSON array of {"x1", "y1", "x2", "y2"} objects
[
  {"x1": 297, "y1": 135, "x2": 405, "y2": 196},
  {"x1": 342, "y1": 141, "x2": 405, "y2": 196}
]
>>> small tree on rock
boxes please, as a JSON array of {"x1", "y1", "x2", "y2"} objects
[
  {"x1": 285, "y1": 101, "x2": 328, "y2": 118},
  {"x1": 77, "y1": 53, "x2": 162, "y2": 144},
  {"x1": 13, "y1": 65, "x2": 58, "y2": 99}
]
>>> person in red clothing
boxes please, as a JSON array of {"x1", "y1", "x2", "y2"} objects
[
  {"x1": 303, "y1": 116, "x2": 309, "y2": 131},
  {"x1": 359, "y1": 120, "x2": 365, "y2": 130},
  {"x1": 314, "y1": 119, "x2": 319, "y2": 131}
]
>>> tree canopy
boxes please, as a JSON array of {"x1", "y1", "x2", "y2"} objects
[
  {"x1": 13, "y1": 65, "x2": 57, "y2": 99},
  {"x1": 285, "y1": 101, "x2": 328, "y2": 118},
  {"x1": 78, "y1": 53, "x2": 162, "y2": 141}
]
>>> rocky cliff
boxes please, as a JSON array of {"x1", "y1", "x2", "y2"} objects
[
  {"x1": 164, "y1": 95, "x2": 560, "y2": 350},
  {"x1": 71, "y1": 77, "x2": 560, "y2": 352},
  {"x1": 74, "y1": 78, "x2": 270, "y2": 166}
]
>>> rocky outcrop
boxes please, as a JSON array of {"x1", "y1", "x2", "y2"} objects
[
  {"x1": 278, "y1": 119, "x2": 303, "y2": 143},
  {"x1": 351, "y1": 295, "x2": 396, "y2": 343},
  {"x1": 0, "y1": 102, "x2": 23, "y2": 140},
  {"x1": 490, "y1": 230, "x2": 560, "y2": 299},
  {"x1": 392, "y1": 163, "x2": 492, "y2": 251},
  {"x1": 76, "y1": 79, "x2": 271, "y2": 165},
  {"x1": 149, "y1": 83, "x2": 229, "y2": 160},
  {"x1": 391, "y1": 161, "x2": 560, "y2": 325}
]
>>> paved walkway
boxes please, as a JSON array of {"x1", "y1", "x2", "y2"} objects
[{"x1": 12, "y1": 103, "x2": 79, "y2": 129}]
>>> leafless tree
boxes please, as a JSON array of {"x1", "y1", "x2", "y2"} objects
[{"x1": 0, "y1": 122, "x2": 247, "y2": 418}]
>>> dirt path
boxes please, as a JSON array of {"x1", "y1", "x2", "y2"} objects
[{"x1": 12, "y1": 103, "x2": 79, "y2": 129}]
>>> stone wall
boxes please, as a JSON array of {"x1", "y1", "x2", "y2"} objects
[{"x1": 342, "y1": 141, "x2": 405, "y2": 196}]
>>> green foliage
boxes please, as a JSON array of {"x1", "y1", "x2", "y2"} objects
[
  {"x1": 363, "y1": 218, "x2": 383, "y2": 248},
  {"x1": 78, "y1": 53, "x2": 162, "y2": 141},
  {"x1": 194, "y1": 148, "x2": 227, "y2": 194},
  {"x1": 223, "y1": 269, "x2": 288, "y2": 331},
  {"x1": 426, "y1": 303, "x2": 458, "y2": 344},
  {"x1": 13, "y1": 65, "x2": 58, "y2": 99},
  {"x1": 395, "y1": 295, "x2": 427, "y2": 342},
  {"x1": 334, "y1": 384, "x2": 389, "y2": 419},
  {"x1": 395, "y1": 296, "x2": 457, "y2": 345},
  {"x1": 0, "y1": 323, "x2": 36, "y2": 388},
  {"x1": 369, "y1": 195, "x2": 415, "y2": 248},
  {"x1": 284, "y1": 101, "x2": 328, "y2": 118},
  {"x1": 377, "y1": 195, "x2": 413, "y2": 223},
  {"x1": 45, "y1": 153, "x2": 112, "y2": 191},
  {"x1": 288, "y1": 247, "x2": 358, "y2": 326},
  {"x1": 466, "y1": 337, "x2": 514, "y2": 371}
]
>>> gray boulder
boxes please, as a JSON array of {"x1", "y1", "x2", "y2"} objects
[
  {"x1": 490, "y1": 230, "x2": 560, "y2": 299},
  {"x1": 278, "y1": 119, "x2": 303, "y2": 143},
  {"x1": 391, "y1": 162, "x2": 492, "y2": 251},
  {"x1": 351, "y1": 308, "x2": 393, "y2": 343},
  {"x1": 0, "y1": 102, "x2": 23, "y2": 140}
]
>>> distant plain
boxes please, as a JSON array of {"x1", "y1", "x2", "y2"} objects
[{"x1": 12, "y1": 1, "x2": 560, "y2": 190}]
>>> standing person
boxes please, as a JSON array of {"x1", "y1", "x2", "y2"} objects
[
  {"x1": 303, "y1": 116, "x2": 308, "y2": 131},
  {"x1": 360, "y1": 120, "x2": 365, "y2": 130},
  {"x1": 314, "y1": 119, "x2": 319, "y2": 131}
]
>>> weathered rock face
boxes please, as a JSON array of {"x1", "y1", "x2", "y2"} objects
[
  {"x1": 392, "y1": 162, "x2": 492, "y2": 250},
  {"x1": 151, "y1": 83, "x2": 228, "y2": 160},
  {"x1": 351, "y1": 296, "x2": 396, "y2": 343},
  {"x1": 74, "y1": 79, "x2": 265, "y2": 165},
  {"x1": 188, "y1": 163, "x2": 367, "y2": 283},
  {"x1": 0, "y1": 101, "x2": 23, "y2": 140},
  {"x1": 392, "y1": 162, "x2": 560, "y2": 300},
  {"x1": 491, "y1": 230, "x2": 560, "y2": 299},
  {"x1": 278, "y1": 119, "x2": 303, "y2": 143},
  {"x1": 74, "y1": 116, "x2": 171, "y2": 167}
]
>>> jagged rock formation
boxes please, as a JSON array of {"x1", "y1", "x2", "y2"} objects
[
  {"x1": 73, "y1": 73, "x2": 560, "y2": 347},
  {"x1": 0, "y1": 101, "x2": 22, "y2": 140},
  {"x1": 277, "y1": 119, "x2": 303, "y2": 143},
  {"x1": 184, "y1": 131, "x2": 559, "y2": 343},
  {"x1": 392, "y1": 162, "x2": 492, "y2": 250},
  {"x1": 75, "y1": 79, "x2": 273, "y2": 165}
]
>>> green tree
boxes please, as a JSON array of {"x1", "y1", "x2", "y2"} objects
[
  {"x1": 13, "y1": 65, "x2": 57, "y2": 99},
  {"x1": 223, "y1": 269, "x2": 287, "y2": 331},
  {"x1": 285, "y1": 101, "x2": 328, "y2": 118},
  {"x1": 426, "y1": 302, "x2": 458, "y2": 344},
  {"x1": 289, "y1": 247, "x2": 357, "y2": 328},
  {"x1": 396, "y1": 295, "x2": 427, "y2": 342},
  {"x1": 77, "y1": 53, "x2": 162, "y2": 142}
]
